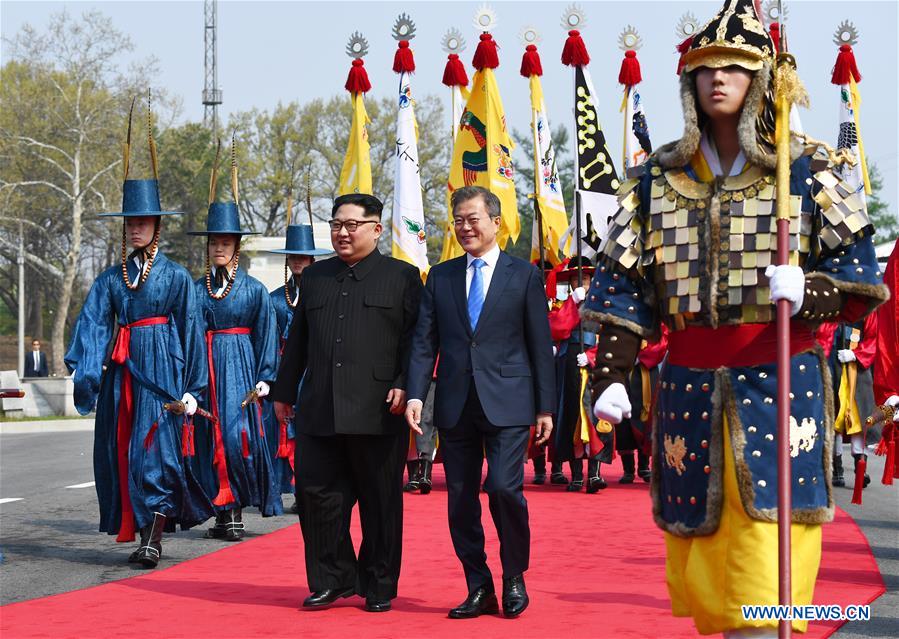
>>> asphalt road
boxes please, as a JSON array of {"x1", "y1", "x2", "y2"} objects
[{"x1": 1, "y1": 430, "x2": 896, "y2": 637}]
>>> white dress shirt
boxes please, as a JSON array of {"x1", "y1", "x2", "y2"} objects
[
  {"x1": 465, "y1": 243, "x2": 501, "y2": 298},
  {"x1": 33, "y1": 351, "x2": 40, "y2": 371}
]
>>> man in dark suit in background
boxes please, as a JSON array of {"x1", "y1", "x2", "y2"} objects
[
  {"x1": 25, "y1": 339, "x2": 49, "y2": 377},
  {"x1": 272, "y1": 193, "x2": 422, "y2": 613},
  {"x1": 405, "y1": 186, "x2": 555, "y2": 619}
]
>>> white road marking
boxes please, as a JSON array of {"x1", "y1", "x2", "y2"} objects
[
  {"x1": 0, "y1": 498, "x2": 24, "y2": 504},
  {"x1": 65, "y1": 481, "x2": 95, "y2": 489}
]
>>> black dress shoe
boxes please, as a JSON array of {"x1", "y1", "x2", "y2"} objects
[
  {"x1": 532, "y1": 472, "x2": 546, "y2": 485},
  {"x1": 566, "y1": 480, "x2": 583, "y2": 492},
  {"x1": 550, "y1": 472, "x2": 569, "y2": 485},
  {"x1": 502, "y1": 574, "x2": 529, "y2": 618},
  {"x1": 448, "y1": 586, "x2": 499, "y2": 619},
  {"x1": 302, "y1": 587, "x2": 355, "y2": 608},
  {"x1": 586, "y1": 475, "x2": 608, "y2": 493},
  {"x1": 364, "y1": 597, "x2": 392, "y2": 612}
]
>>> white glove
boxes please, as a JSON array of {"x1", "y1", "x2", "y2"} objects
[
  {"x1": 255, "y1": 381, "x2": 270, "y2": 398},
  {"x1": 886, "y1": 395, "x2": 899, "y2": 422},
  {"x1": 837, "y1": 349, "x2": 856, "y2": 364},
  {"x1": 765, "y1": 264, "x2": 805, "y2": 317},
  {"x1": 552, "y1": 345, "x2": 558, "y2": 356},
  {"x1": 576, "y1": 352, "x2": 589, "y2": 368},
  {"x1": 593, "y1": 382, "x2": 632, "y2": 424},
  {"x1": 180, "y1": 392, "x2": 198, "y2": 416},
  {"x1": 571, "y1": 286, "x2": 587, "y2": 304}
]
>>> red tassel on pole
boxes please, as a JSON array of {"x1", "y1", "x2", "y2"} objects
[
  {"x1": 345, "y1": 58, "x2": 372, "y2": 93},
  {"x1": 831, "y1": 44, "x2": 862, "y2": 85},
  {"x1": 561, "y1": 29, "x2": 590, "y2": 67},
  {"x1": 675, "y1": 36, "x2": 693, "y2": 75},
  {"x1": 393, "y1": 40, "x2": 415, "y2": 73},
  {"x1": 769, "y1": 22, "x2": 781, "y2": 54},
  {"x1": 472, "y1": 33, "x2": 499, "y2": 71},
  {"x1": 851, "y1": 456, "x2": 867, "y2": 504},
  {"x1": 442, "y1": 53, "x2": 469, "y2": 87},
  {"x1": 181, "y1": 419, "x2": 191, "y2": 456},
  {"x1": 520, "y1": 44, "x2": 543, "y2": 78},
  {"x1": 618, "y1": 49, "x2": 642, "y2": 86}
]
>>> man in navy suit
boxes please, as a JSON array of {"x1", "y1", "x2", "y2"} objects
[
  {"x1": 405, "y1": 186, "x2": 555, "y2": 619},
  {"x1": 25, "y1": 339, "x2": 49, "y2": 377}
]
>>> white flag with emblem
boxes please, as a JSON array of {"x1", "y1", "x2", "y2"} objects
[{"x1": 392, "y1": 70, "x2": 429, "y2": 277}]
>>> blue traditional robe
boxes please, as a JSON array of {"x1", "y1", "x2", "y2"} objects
[
  {"x1": 65, "y1": 252, "x2": 213, "y2": 537},
  {"x1": 267, "y1": 283, "x2": 298, "y2": 494},
  {"x1": 193, "y1": 268, "x2": 282, "y2": 516}
]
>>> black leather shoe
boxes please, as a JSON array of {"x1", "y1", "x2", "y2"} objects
[
  {"x1": 832, "y1": 454, "x2": 845, "y2": 487},
  {"x1": 587, "y1": 475, "x2": 608, "y2": 493},
  {"x1": 502, "y1": 574, "x2": 529, "y2": 618},
  {"x1": 566, "y1": 480, "x2": 583, "y2": 492},
  {"x1": 135, "y1": 512, "x2": 166, "y2": 569},
  {"x1": 419, "y1": 458, "x2": 433, "y2": 495},
  {"x1": 448, "y1": 586, "x2": 499, "y2": 619},
  {"x1": 532, "y1": 472, "x2": 546, "y2": 485},
  {"x1": 550, "y1": 472, "x2": 569, "y2": 485},
  {"x1": 364, "y1": 597, "x2": 392, "y2": 612},
  {"x1": 302, "y1": 587, "x2": 355, "y2": 608}
]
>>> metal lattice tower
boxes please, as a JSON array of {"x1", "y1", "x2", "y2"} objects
[{"x1": 202, "y1": 0, "x2": 222, "y2": 136}]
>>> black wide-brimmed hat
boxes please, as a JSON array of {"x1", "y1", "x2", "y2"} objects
[{"x1": 189, "y1": 136, "x2": 259, "y2": 236}]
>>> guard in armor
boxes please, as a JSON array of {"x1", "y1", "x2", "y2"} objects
[{"x1": 581, "y1": 1, "x2": 888, "y2": 634}]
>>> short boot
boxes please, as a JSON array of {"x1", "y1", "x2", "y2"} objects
[
  {"x1": 532, "y1": 454, "x2": 547, "y2": 485},
  {"x1": 418, "y1": 456, "x2": 433, "y2": 495},
  {"x1": 205, "y1": 511, "x2": 228, "y2": 539},
  {"x1": 566, "y1": 459, "x2": 584, "y2": 492},
  {"x1": 135, "y1": 512, "x2": 166, "y2": 569},
  {"x1": 852, "y1": 453, "x2": 871, "y2": 488},
  {"x1": 223, "y1": 508, "x2": 244, "y2": 542},
  {"x1": 128, "y1": 524, "x2": 150, "y2": 563},
  {"x1": 403, "y1": 460, "x2": 421, "y2": 493},
  {"x1": 550, "y1": 461, "x2": 568, "y2": 485},
  {"x1": 586, "y1": 459, "x2": 608, "y2": 493},
  {"x1": 619, "y1": 451, "x2": 636, "y2": 484},
  {"x1": 637, "y1": 451, "x2": 651, "y2": 483},
  {"x1": 832, "y1": 454, "x2": 845, "y2": 487}
]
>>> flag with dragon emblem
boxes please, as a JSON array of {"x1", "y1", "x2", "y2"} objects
[
  {"x1": 447, "y1": 65, "x2": 519, "y2": 248},
  {"x1": 391, "y1": 69, "x2": 429, "y2": 277}
]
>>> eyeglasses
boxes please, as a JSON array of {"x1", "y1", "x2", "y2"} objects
[
  {"x1": 328, "y1": 219, "x2": 379, "y2": 233},
  {"x1": 453, "y1": 216, "x2": 483, "y2": 228}
]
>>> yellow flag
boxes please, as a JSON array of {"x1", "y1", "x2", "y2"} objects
[
  {"x1": 339, "y1": 92, "x2": 372, "y2": 195},
  {"x1": 447, "y1": 68, "x2": 518, "y2": 249},
  {"x1": 528, "y1": 73, "x2": 568, "y2": 265},
  {"x1": 440, "y1": 84, "x2": 469, "y2": 263}
]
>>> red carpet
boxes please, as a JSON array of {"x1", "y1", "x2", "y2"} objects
[{"x1": 1, "y1": 466, "x2": 884, "y2": 638}]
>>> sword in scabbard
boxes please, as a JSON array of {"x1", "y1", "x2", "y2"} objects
[
  {"x1": 162, "y1": 400, "x2": 215, "y2": 423},
  {"x1": 866, "y1": 404, "x2": 897, "y2": 427},
  {"x1": 240, "y1": 388, "x2": 260, "y2": 410}
]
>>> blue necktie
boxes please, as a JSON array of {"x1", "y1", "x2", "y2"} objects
[{"x1": 468, "y1": 258, "x2": 486, "y2": 330}]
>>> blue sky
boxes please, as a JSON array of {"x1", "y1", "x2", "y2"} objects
[{"x1": 2, "y1": 0, "x2": 897, "y2": 213}]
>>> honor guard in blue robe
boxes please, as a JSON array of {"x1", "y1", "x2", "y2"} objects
[
  {"x1": 188, "y1": 146, "x2": 282, "y2": 541},
  {"x1": 65, "y1": 102, "x2": 212, "y2": 568}
]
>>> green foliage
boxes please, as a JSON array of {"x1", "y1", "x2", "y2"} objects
[{"x1": 865, "y1": 162, "x2": 898, "y2": 244}]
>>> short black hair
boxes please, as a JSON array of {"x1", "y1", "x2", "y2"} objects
[
  {"x1": 332, "y1": 193, "x2": 383, "y2": 219},
  {"x1": 451, "y1": 186, "x2": 500, "y2": 219}
]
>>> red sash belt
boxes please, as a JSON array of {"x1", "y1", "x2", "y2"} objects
[
  {"x1": 668, "y1": 323, "x2": 816, "y2": 369},
  {"x1": 111, "y1": 315, "x2": 168, "y2": 542},
  {"x1": 205, "y1": 327, "x2": 251, "y2": 506}
]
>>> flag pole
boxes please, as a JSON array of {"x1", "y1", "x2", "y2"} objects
[{"x1": 773, "y1": 3, "x2": 794, "y2": 636}]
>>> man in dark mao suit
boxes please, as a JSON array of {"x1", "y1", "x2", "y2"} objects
[
  {"x1": 405, "y1": 186, "x2": 555, "y2": 619},
  {"x1": 272, "y1": 193, "x2": 422, "y2": 613}
]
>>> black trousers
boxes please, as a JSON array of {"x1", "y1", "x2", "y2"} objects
[
  {"x1": 295, "y1": 431, "x2": 406, "y2": 599},
  {"x1": 439, "y1": 384, "x2": 530, "y2": 592}
]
